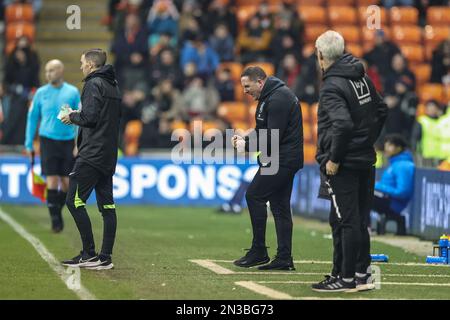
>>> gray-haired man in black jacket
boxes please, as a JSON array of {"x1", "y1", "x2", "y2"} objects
[
  {"x1": 61, "y1": 49, "x2": 121, "y2": 270},
  {"x1": 311, "y1": 31, "x2": 387, "y2": 292}
]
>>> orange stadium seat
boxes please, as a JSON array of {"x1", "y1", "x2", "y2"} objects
[
  {"x1": 232, "y1": 120, "x2": 251, "y2": 131},
  {"x1": 346, "y1": 44, "x2": 363, "y2": 58},
  {"x1": 419, "y1": 83, "x2": 444, "y2": 104},
  {"x1": 391, "y1": 25, "x2": 422, "y2": 45},
  {"x1": 445, "y1": 85, "x2": 450, "y2": 104},
  {"x1": 6, "y1": 22, "x2": 35, "y2": 42},
  {"x1": 411, "y1": 64, "x2": 431, "y2": 86},
  {"x1": 234, "y1": 83, "x2": 245, "y2": 101},
  {"x1": 245, "y1": 62, "x2": 274, "y2": 76},
  {"x1": 249, "y1": 102, "x2": 257, "y2": 127},
  {"x1": 217, "y1": 62, "x2": 243, "y2": 82},
  {"x1": 5, "y1": 3, "x2": 33, "y2": 23},
  {"x1": 416, "y1": 103, "x2": 426, "y2": 117},
  {"x1": 217, "y1": 102, "x2": 248, "y2": 123},
  {"x1": 425, "y1": 42, "x2": 438, "y2": 61},
  {"x1": 298, "y1": 6, "x2": 327, "y2": 25},
  {"x1": 424, "y1": 25, "x2": 450, "y2": 47},
  {"x1": 298, "y1": 0, "x2": 326, "y2": 6},
  {"x1": 304, "y1": 24, "x2": 328, "y2": 43},
  {"x1": 304, "y1": 143, "x2": 317, "y2": 164},
  {"x1": 303, "y1": 123, "x2": 313, "y2": 143},
  {"x1": 390, "y1": 6, "x2": 418, "y2": 25},
  {"x1": 362, "y1": 27, "x2": 391, "y2": 43},
  {"x1": 327, "y1": 0, "x2": 355, "y2": 6},
  {"x1": 310, "y1": 102, "x2": 318, "y2": 124},
  {"x1": 328, "y1": 6, "x2": 358, "y2": 26},
  {"x1": 400, "y1": 45, "x2": 424, "y2": 63},
  {"x1": 358, "y1": 6, "x2": 389, "y2": 27},
  {"x1": 170, "y1": 120, "x2": 188, "y2": 131},
  {"x1": 302, "y1": 43, "x2": 316, "y2": 59},
  {"x1": 426, "y1": 6, "x2": 450, "y2": 25},
  {"x1": 356, "y1": 0, "x2": 379, "y2": 6},
  {"x1": 124, "y1": 120, "x2": 143, "y2": 156},
  {"x1": 300, "y1": 102, "x2": 310, "y2": 122},
  {"x1": 333, "y1": 26, "x2": 361, "y2": 44},
  {"x1": 236, "y1": 5, "x2": 258, "y2": 28}
]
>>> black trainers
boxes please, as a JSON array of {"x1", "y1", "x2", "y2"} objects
[
  {"x1": 233, "y1": 247, "x2": 270, "y2": 268},
  {"x1": 84, "y1": 255, "x2": 114, "y2": 270},
  {"x1": 355, "y1": 274, "x2": 375, "y2": 292},
  {"x1": 61, "y1": 251, "x2": 97, "y2": 267},
  {"x1": 258, "y1": 256, "x2": 295, "y2": 271},
  {"x1": 311, "y1": 276, "x2": 356, "y2": 292}
]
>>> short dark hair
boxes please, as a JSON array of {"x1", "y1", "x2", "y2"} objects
[
  {"x1": 385, "y1": 134, "x2": 408, "y2": 150},
  {"x1": 241, "y1": 66, "x2": 267, "y2": 81},
  {"x1": 83, "y1": 48, "x2": 107, "y2": 68}
]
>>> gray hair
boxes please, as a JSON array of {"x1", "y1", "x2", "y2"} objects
[{"x1": 315, "y1": 30, "x2": 345, "y2": 63}]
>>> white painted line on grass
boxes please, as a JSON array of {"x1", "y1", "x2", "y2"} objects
[
  {"x1": 0, "y1": 208, "x2": 96, "y2": 300},
  {"x1": 235, "y1": 281, "x2": 294, "y2": 299},
  {"x1": 189, "y1": 259, "x2": 236, "y2": 274},
  {"x1": 258, "y1": 280, "x2": 450, "y2": 287}
]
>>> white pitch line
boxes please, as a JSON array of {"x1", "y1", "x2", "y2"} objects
[
  {"x1": 189, "y1": 259, "x2": 236, "y2": 274},
  {"x1": 211, "y1": 259, "x2": 450, "y2": 267},
  {"x1": 235, "y1": 281, "x2": 294, "y2": 300},
  {"x1": 258, "y1": 281, "x2": 450, "y2": 287},
  {"x1": 0, "y1": 208, "x2": 96, "y2": 300}
]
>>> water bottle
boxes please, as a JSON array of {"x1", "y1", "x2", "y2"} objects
[
  {"x1": 439, "y1": 235, "x2": 449, "y2": 263},
  {"x1": 371, "y1": 254, "x2": 389, "y2": 262},
  {"x1": 426, "y1": 256, "x2": 447, "y2": 264}
]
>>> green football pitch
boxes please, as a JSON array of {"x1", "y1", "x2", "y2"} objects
[{"x1": 0, "y1": 204, "x2": 449, "y2": 300}]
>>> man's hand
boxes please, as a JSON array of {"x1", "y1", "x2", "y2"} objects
[
  {"x1": 61, "y1": 108, "x2": 75, "y2": 125},
  {"x1": 231, "y1": 135, "x2": 246, "y2": 153},
  {"x1": 326, "y1": 160, "x2": 340, "y2": 176}
]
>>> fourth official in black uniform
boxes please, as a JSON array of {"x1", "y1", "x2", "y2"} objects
[
  {"x1": 312, "y1": 31, "x2": 388, "y2": 292},
  {"x1": 232, "y1": 66, "x2": 303, "y2": 270}
]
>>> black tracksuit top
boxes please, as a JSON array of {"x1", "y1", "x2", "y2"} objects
[
  {"x1": 316, "y1": 53, "x2": 388, "y2": 171},
  {"x1": 70, "y1": 65, "x2": 121, "y2": 176}
]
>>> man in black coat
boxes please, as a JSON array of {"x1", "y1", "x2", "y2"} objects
[
  {"x1": 61, "y1": 49, "x2": 121, "y2": 270},
  {"x1": 232, "y1": 66, "x2": 303, "y2": 270},
  {"x1": 312, "y1": 31, "x2": 388, "y2": 292}
]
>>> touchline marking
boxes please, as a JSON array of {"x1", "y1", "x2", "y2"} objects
[
  {"x1": 235, "y1": 281, "x2": 294, "y2": 299},
  {"x1": 0, "y1": 208, "x2": 96, "y2": 300},
  {"x1": 258, "y1": 281, "x2": 450, "y2": 287},
  {"x1": 211, "y1": 259, "x2": 449, "y2": 267},
  {"x1": 190, "y1": 259, "x2": 236, "y2": 274}
]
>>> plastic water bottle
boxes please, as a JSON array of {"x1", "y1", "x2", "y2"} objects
[
  {"x1": 371, "y1": 254, "x2": 389, "y2": 262},
  {"x1": 426, "y1": 256, "x2": 447, "y2": 264},
  {"x1": 439, "y1": 235, "x2": 449, "y2": 263}
]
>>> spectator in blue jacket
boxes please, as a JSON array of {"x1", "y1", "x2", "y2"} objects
[
  {"x1": 374, "y1": 134, "x2": 415, "y2": 235},
  {"x1": 180, "y1": 33, "x2": 220, "y2": 81}
]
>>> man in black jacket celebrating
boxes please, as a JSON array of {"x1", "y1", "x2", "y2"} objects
[
  {"x1": 232, "y1": 66, "x2": 303, "y2": 270},
  {"x1": 60, "y1": 49, "x2": 121, "y2": 270},
  {"x1": 312, "y1": 31, "x2": 387, "y2": 292}
]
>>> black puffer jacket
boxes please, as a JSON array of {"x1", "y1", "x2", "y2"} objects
[
  {"x1": 245, "y1": 76, "x2": 303, "y2": 171},
  {"x1": 316, "y1": 53, "x2": 388, "y2": 170},
  {"x1": 70, "y1": 65, "x2": 121, "y2": 175}
]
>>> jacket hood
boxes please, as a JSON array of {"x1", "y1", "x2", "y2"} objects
[
  {"x1": 389, "y1": 151, "x2": 414, "y2": 164},
  {"x1": 84, "y1": 64, "x2": 117, "y2": 85},
  {"x1": 259, "y1": 76, "x2": 285, "y2": 100},
  {"x1": 323, "y1": 53, "x2": 365, "y2": 80}
]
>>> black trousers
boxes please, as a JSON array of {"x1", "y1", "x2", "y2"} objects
[
  {"x1": 245, "y1": 166, "x2": 297, "y2": 259},
  {"x1": 326, "y1": 167, "x2": 375, "y2": 279},
  {"x1": 66, "y1": 160, "x2": 117, "y2": 256},
  {"x1": 373, "y1": 193, "x2": 406, "y2": 235}
]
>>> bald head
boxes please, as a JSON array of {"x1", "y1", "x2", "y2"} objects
[{"x1": 45, "y1": 59, "x2": 64, "y2": 86}]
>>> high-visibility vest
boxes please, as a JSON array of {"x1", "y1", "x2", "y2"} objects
[
  {"x1": 438, "y1": 109, "x2": 450, "y2": 159},
  {"x1": 418, "y1": 115, "x2": 442, "y2": 159}
]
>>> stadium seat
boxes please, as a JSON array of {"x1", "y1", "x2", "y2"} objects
[
  {"x1": 249, "y1": 102, "x2": 257, "y2": 127},
  {"x1": 217, "y1": 62, "x2": 243, "y2": 82},
  {"x1": 424, "y1": 25, "x2": 450, "y2": 47},
  {"x1": 170, "y1": 120, "x2": 188, "y2": 131},
  {"x1": 326, "y1": 0, "x2": 355, "y2": 6},
  {"x1": 328, "y1": 6, "x2": 358, "y2": 26},
  {"x1": 218, "y1": 102, "x2": 248, "y2": 123},
  {"x1": 5, "y1": 3, "x2": 33, "y2": 23},
  {"x1": 302, "y1": 43, "x2": 315, "y2": 59},
  {"x1": 124, "y1": 120, "x2": 142, "y2": 156},
  {"x1": 400, "y1": 45, "x2": 424, "y2": 63},
  {"x1": 236, "y1": 5, "x2": 258, "y2": 28},
  {"x1": 304, "y1": 143, "x2": 317, "y2": 164},
  {"x1": 419, "y1": 83, "x2": 444, "y2": 104},
  {"x1": 390, "y1": 6, "x2": 418, "y2": 25},
  {"x1": 298, "y1": 0, "x2": 325, "y2": 6},
  {"x1": 333, "y1": 26, "x2": 361, "y2": 44},
  {"x1": 356, "y1": 0, "x2": 379, "y2": 6},
  {"x1": 232, "y1": 120, "x2": 251, "y2": 131},
  {"x1": 300, "y1": 102, "x2": 310, "y2": 122},
  {"x1": 391, "y1": 25, "x2": 422, "y2": 45},
  {"x1": 303, "y1": 123, "x2": 313, "y2": 143},
  {"x1": 6, "y1": 22, "x2": 35, "y2": 42},
  {"x1": 426, "y1": 6, "x2": 450, "y2": 25},
  {"x1": 425, "y1": 42, "x2": 437, "y2": 62},
  {"x1": 245, "y1": 62, "x2": 274, "y2": 76},
  {"x1": 310, "y1": 102, "x2": 318, "y2": 124},
  {"x1": 346, "y1": 44, "x2": 363, "y2": 58},
  {"x1": 234, "y1": 83, "x2": 245, "y2": 101},
  {"x1": 411, "y1": 64, "x2": 431, "y2": 86},
  {"x1": 416, "y1": 103, "x2": 426, "y2": 117},
  {"x1": 304, "y1": 24, "x2": 328, "y2": 43},
  {"x1": 298, "y1": 6, "x2": 327, "y2": 25}
]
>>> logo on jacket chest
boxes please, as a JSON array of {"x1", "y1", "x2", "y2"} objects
[{"x1": 256, "y1": 101, "x2": 266, "y2": 121}]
